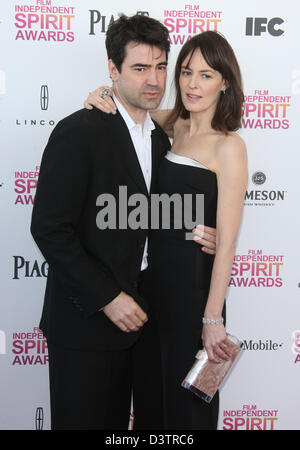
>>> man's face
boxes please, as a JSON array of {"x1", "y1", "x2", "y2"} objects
[{"x1": 109, "y1": 41, "x2": 168, "y2": 112}]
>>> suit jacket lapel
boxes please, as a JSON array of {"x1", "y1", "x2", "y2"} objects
[
  {"x1": 107, "y1": 112, "x2": 148, "y2": 196},
  {"x1": 149, "y1": 127, "x2": 160, "y2": 194}
]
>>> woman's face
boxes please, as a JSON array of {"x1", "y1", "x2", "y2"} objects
[{"x1": 179, "y1": 48, "x2": 226, "y2": 116}]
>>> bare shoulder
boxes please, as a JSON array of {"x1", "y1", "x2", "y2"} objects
[
  {"x1": 212, "y1": 133, "x2": 248, "y2": 183},
  {"x1": 218, "y1": 132, "x2": 246, "y2": 153},
  {"x1": 215, "y1": 132, "x2": 247, "y2": 166}
]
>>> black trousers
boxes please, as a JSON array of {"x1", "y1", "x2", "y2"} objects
[{"x1": 47, "y1": 271, "x2": 164, "y2": 430}]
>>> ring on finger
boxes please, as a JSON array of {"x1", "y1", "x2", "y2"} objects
[{"x1": 100, "y1": 88, "x2": 111, "y2": 99}]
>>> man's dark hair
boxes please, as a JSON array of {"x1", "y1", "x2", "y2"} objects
[{"x1": 105, "y1": 14, "x2": 170, "y2": 72}]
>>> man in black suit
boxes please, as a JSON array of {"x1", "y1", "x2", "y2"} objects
[{"x1": 31, "y1": 14, "x2": 216, "y2": 430}]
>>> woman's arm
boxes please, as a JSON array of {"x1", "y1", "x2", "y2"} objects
[
  {"x1": 149, "y1": 109, "x2": 174, "y2": 138},
  {"x1": 202, "y1": 134, "x2": 248, "y2": 362},
  {"x1": 83, "y1": 87, "x2": 176, "y2": 137}
]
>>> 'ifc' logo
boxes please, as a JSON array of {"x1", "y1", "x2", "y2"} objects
[{"x1": 246, "y1": 18, "x2": 284, "y2": 36}]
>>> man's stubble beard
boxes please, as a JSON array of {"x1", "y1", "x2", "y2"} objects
[
  {"x1": 132, "y1": 96, "x2": 163, "y2": 111},
  {"x1": 118, "y1": 84, "x2": 164, "y2": 112}
]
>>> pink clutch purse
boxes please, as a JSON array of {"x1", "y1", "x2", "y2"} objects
[{"x1": 181, "y1": 334, "x2": 243, "y2": 403}]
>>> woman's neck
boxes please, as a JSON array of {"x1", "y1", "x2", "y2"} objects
[{"x1": 188, "y1": 109, "x2": 215, "y2": 137}]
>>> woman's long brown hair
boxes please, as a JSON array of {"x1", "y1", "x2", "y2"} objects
[{"x1": 166, "y1": 31, "x2": 244, "y2": 134}]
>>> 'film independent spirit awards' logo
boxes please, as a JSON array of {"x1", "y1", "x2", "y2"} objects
[
  {"x1": 14, "y1": 0, "x2": 76, "y2": 42},
  {"x1": 222, "y1": 404, "x2": 279, "y2": 430},
  {"x1": 229, "y1": 248, "x2": 284, "y2": 288},
  {"x1": 163, "y1": 5, "x2": 222, "y2": 45},
  {"x1": 10, "y1": 328, "x2": 48, "y2": 366},
  {"x1": 242, "y1": 90, "x2": 291, "y2": 130},
  {"x1": 14, "y1": 166, "x2": 40, "y2": 206}
]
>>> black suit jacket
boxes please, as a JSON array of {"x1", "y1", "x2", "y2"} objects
[{"x1": 31, "y1": 108, "x2": 171, "y2": 350}]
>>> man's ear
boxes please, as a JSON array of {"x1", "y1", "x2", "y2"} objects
[{"x1": 108, "y1": 59, "x2": 120, "y2": 82}]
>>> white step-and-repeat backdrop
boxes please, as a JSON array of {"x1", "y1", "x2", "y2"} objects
[{"x1": 0, "y1": 0, "x2": 299, "y2": 430}]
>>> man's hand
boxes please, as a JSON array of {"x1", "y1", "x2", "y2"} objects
[
  {"x1": 192, "y1": 224, "x2": 217, "y2": 255},
  {"x1": 102, "y1": 291, "x2": 148, "y2": 333}
]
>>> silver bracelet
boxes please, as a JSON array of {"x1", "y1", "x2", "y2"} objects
[{"x1": 202, "y1": 317, "x2": 224, "y2": 325}]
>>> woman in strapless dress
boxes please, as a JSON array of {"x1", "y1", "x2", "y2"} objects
[
  {"x1": 144, "y1": 32, "x2": 248, "y2": 429},
  {"x1": 85, "y1": 31, "x2": 248, "y2": 430}
]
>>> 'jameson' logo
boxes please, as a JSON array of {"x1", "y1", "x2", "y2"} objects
[{"x1": 96, "y1": 186, "x2": 204, "y2": 239}]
